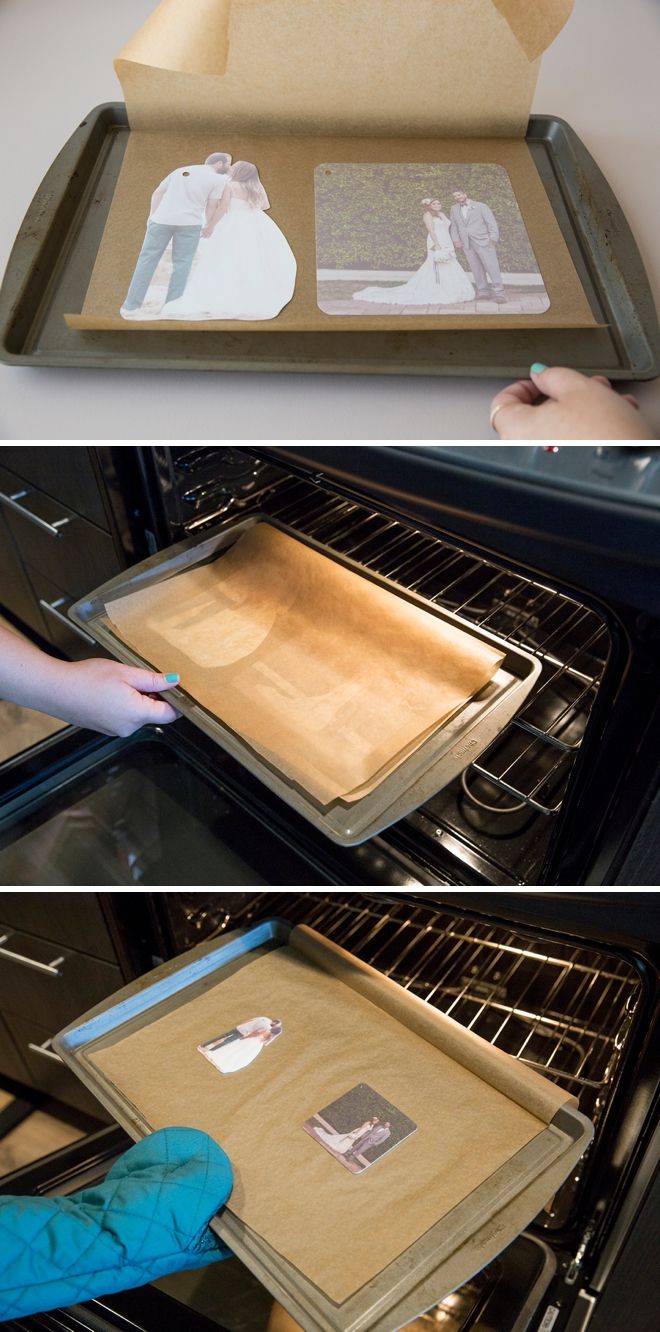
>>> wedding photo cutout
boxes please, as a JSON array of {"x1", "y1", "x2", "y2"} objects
[
  {"x1": 120, "y1": 152, "x2": 297, "y2": 321},
  {"x1": 198, "y1": 1016, "x2": 283, "y2": 1075},
  {"x1": 304, "y1": 1083, "x2": 417, "y2": 1175},
  {"x1": 315, "y1": 163, "x2": 550, "y2": 316}
]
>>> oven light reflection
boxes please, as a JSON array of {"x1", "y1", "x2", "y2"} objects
[{"x1": 408, "y1": 1288, "x2": 477, "y2": 1329}]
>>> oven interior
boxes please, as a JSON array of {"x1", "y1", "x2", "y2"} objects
[
  {"x1": 146, "y1": 889, "x2": 644, "y2": 1332},
  {"x1": 4, "y1": 890, "x2": 644, "y2": 1332},
  {"x1": 150, "y1": 449, "x2": 612, "y2": 886},
  {"x1": 165, "y1": 892, "x2": 642, "y2": 1235}
]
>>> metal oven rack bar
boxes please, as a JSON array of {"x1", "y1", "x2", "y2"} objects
[
  {"x1": 181, "y1": 890, "x2": 641, "y2": 1231},
  {"x1": 178, "y1": 464, "x2": 608, "y2": 826}
]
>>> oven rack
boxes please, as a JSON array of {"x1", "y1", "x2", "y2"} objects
[
  {"x1": 240, "y1": 474, "x2": 609, "y2": 820},
  {"x1": 188, "y1": 890, "x2": 641, "y2": 1229}
]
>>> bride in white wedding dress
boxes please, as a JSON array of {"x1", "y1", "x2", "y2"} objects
[
  {"x1": 160, "y1": 162, "x2": 296, "y2": 321},
  {"x1": 313, "y1": 1117, "x2": 378, "y2": 1154},
  {"x1": 354, "y1": 199, "x2": 474, "y2": 307}
]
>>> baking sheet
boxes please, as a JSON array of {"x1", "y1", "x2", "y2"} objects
[
  {"x1": 87, "y1": 930, "x2": 564, "y2": 1304},
  {"x1": 53, "y1": 921, "x2": 592, "y2": 1332},
  {"x1": 6, "y1": 106, "x2": 655, "y2": 377},
  {"x1": 68, "y1": 3, "x2": 591, "y2": 332},
  {"x1": 102, "y1": 521, "x2": 504, "y2": 805}
]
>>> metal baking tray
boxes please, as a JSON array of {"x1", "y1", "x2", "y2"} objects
[
  {"x1": 68, "y1": 511, "x2": 541, "y2": 845},
  {"x1": 53, "y1": 920, "x2": 594, "y2": 1332},
  {"x1": 0, "y1": 106, "x2": 657, "y2": 378}
]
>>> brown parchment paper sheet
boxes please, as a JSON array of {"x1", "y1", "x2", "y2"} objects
[
  {"x1": 292, "y1": 927, "x2": 574, "y2": 1125},
  {"x1": 88, "y1": 934, "x2": 570, "y2": 1303},
  {"x1": 102, "y1": 523, "x2": 504, "y2": 805},
  {"x1": 114, "y1": 1, "x2": 574, "y2": 137},
  {"x1": 67, "y1": 133, "x2": 598, "y2": 333}
]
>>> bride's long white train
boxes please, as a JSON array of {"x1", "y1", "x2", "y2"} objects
[
  {"x1": 354, "y1": 215, "x2": 474, "y2": 307},
  {"x1": 160, "y1": 198, "x2": 297, "y2": 321},
  {"x1": 313, "y1": 1123, "x2": 369, "y2": 1154}
]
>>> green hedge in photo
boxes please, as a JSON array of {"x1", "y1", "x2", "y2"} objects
[{"x1": 316, "y1": 163, "x2": 538, "y2": 272}]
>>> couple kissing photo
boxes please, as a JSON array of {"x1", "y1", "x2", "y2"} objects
[
  {"x1": 198, "y1": 1016, "x2": 284, "y2": 1075},
  {"x1": 120, "y1": 151, "x2": 297, "y2": 322},
  {"x1": 316, "y1": 162, "x2": 551, "y2": 317}
]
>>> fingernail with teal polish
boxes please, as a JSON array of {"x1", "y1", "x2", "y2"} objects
[
  {"x1": 530, "y1": 362, "x2": 548, "y2": 373},
  {"x1": 165, "y1": 672, "x2": 179, "y2": 684}
]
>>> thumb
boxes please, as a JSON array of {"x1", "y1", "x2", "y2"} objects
[
  {"x1": 529, "y1": 364, "x2": 591, "y2": 399},
  {"x1": 124, "y1": 667, "x2": 180, "y2": 694}
]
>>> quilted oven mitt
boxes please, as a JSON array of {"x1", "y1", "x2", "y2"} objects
[{"x1": 0, "y1": 1127, "x2": 233, "y2": 1321}]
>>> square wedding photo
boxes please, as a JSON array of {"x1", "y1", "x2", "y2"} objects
[
  {"x1": 304, "y1": 1082, "x2": 417, "y2": 1175},
  {"x1": 315, "y1": 162, "x2": 550, "y2": 317}
]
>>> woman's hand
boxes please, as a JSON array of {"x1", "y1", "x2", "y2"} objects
[
  {"x1": 0, "y1": 626, "x2": 180, "y2": 738},
  {"x1": 489, "y1": 365, "x2": 654, "y2": 440},
  {"x1": 46, "y1": 659, "x2": 182, "y2": 737}
]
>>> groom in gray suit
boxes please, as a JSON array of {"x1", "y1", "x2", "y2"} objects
[
  {"x1": 449, "y1": 189, "x2": 507, "y2": 304},
  {"x1": 348, "y1": 1121, "x2": 392, "y2": 1162}
]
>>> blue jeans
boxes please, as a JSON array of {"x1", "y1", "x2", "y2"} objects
[{"x1": 123, "y1": 222, "x2": 202, "y2": 310}]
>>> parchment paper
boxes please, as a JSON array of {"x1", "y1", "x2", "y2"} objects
[
  {"x1": 65, "y1": 1, "x2": 597, "y2": 333},
  {"x1": 68, "y1": 134, "x2": 598, "y2": 333},
  {"x1": 89, "y1": 937, "x2": 562, "y2": 1304},
  {"x1": 292, "y1": 927, "x2": 573, "y2": 1125},
  {"x1": 114, "y1": 1, "x2": 574, "y2": 138},
  {"x1": 103, "y1": 522, "x2": 504, "y2": 805}
]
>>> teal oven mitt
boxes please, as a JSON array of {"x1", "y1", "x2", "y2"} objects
[{"x1": 0, "y1": 1126, "x2": 233, "y2": 1321}]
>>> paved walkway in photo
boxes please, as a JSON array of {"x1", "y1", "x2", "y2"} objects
[{"x1": 318, "y1": 279, "x2": 550, "y2": 316}]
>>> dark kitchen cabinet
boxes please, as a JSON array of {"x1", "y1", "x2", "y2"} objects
[
  {"x1": 0, "y1": 449, "x2": 123, "y2": 653},
  {"x1": 4, "y1": 1011, "x2": 111, "y2": 1120},
  {"x1": 0, "y1": 1009, "x2": 31, "y2": 1085},
  {"x1": 0, "y1": 447, "x2": 110, "y2": 531},
  {"x1": 0, "y1": 892, "x2": 117, "y2": 963},
  {"x1": 0, "y1": 894, "x2": 126, "y2": 1119},
  {"x1": 0, "y1": 507, "x2": 48, "y2": 638},
  {"x1": 0, "y1": 925, "x2": 122, "y2": 1030},
  {"x1": 24, "y1": 566, "x2": 108, "y2": 660},
  {"x1": 0, "y1": 463, "x2": 118, "y2": 600}
]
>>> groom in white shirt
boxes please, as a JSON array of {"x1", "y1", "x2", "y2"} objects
[{"x1": 120, "y1": 152, "x2": 233, "y2": 318}]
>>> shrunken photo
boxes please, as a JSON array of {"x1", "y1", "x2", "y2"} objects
[
  {"x1": 304, "y1": 1082, "x2": 417, "y2": 1174},
  {"x1": 198, "y1": 1016, "x2": 283, "y2": 1074},
  {"x1": 120, "y1": 151, "x2": 297, "y2": 322},
  {"x1": 315, "y1": 162, "x2": 550, "y2": 316}
]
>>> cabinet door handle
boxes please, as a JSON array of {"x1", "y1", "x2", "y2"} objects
[
  {"x1": 0, "y1": 489, "x2": 71, "y2": 537},
  {"x1": 27, "y1": 1038, "x2": 63, "y2": 1063},
  {"x1": 0, "y1": 935, "x2": 64, "y2": 975},
  {"x1": 39, "y1": 597, "x2": 96, "y2": 645}
]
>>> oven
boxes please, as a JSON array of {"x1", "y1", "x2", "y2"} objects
[
  {"x1": 1, "y1": 889, "x2": 658, "y2": 1332},
  {"x1": 2, "y1": 443, "x2": 658, "y2": 888},
  {"x1": 125, "y1": 443, "x2": 660, "y2": 888}
]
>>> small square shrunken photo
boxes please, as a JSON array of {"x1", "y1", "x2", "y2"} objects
[
  {"x1": 315, "y1": 162, "x2": 550, "y2": 317},
  {"x1": 304, "y1": 1083, "x2": 417, "y2": 1174},
  {"x1": 198, "y1": 1016, "x2": 283, "y2": 1075}
]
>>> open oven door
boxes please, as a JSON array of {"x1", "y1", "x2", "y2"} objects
[{"x1": 0, "y1": 1122, "x2": 559, "y2": 1332}]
